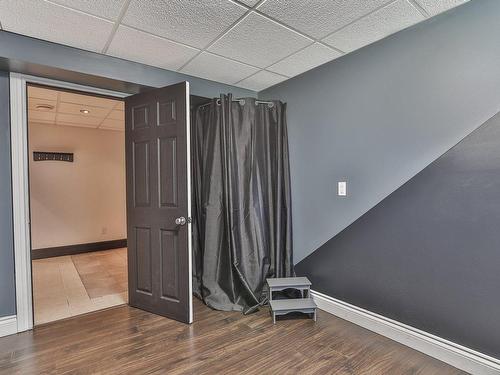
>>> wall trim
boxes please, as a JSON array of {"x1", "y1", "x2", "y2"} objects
[
  {"x1": 31, "y1": 239, "x2": 127, "y2": 260},
  {"x1": 10, "y1": 73, "x2": 129, "y2": 333},
  {"x1": 311, "y1": 290, "x2": 500, "y2": 375},
  {"x1": 0, "y1": 315, "x2": 17, "y2": 338},
  {"x1": 10, "y1": 73, "x2": 33, "y2": 333}
]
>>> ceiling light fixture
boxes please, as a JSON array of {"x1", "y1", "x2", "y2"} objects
[
  {"x1": 35, "y1": 104, "x2": 55, "y2": 111},
  {"x1": 80, "y1": 109, "x2": 90, "y2": 114}
]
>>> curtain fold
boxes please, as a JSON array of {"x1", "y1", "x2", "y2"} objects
[{"x1": 192, "y1": 94, "x2": 293, "y2": 313}]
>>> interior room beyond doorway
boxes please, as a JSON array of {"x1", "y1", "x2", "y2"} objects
[{"x1": 27, "y1": 84, "x2": 127, "y2": 325}]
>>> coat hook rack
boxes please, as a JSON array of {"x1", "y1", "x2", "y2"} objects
[{"x1": 33, "y1": 151, "x2": 74, "y2": 162}]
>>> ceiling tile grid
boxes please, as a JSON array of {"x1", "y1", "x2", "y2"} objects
[
  {"x1": 414, "y1": 0, "x2": 469, "y2": 16},
  {"x1": 238, "y1": 0, "x2": 260, "y2": 6},
  {"x1": 27, "y1": 86, "x2": 124, "y2": 131},
  {"x1": 0, "y1": 0, "x2": 115, "y2": 52},
  {"x1": 267, "y1": 43, "x2": 342, "y2": 77},
  {"x1": 236, "y1": 70, "x2": 288, "y2": 91},
  {"x1": 107, "y1": 26, "x2": 200, "y2": 71},
  {"x1": 29, "y1": 86, "x2": 59, "y2": 101},
  {"x1": 48, "y1": 0, "x2": 127, "y2": 21},
  {"x1": 122, "y1": 0, "x2": 247, "y2": 49},
  {"x1": 256, "y1": 0, "x2": 390, "y2": 39},
  {"x1": 208, "y1": 12, "x2": 313, "y2": 68},
  {"x1": 0, "y1": 0, "x2": 470, "y2": 90},
  {"x1": 180, "y1": 52, "x2": 259, "y2": 85},
  {"x1": 322, "y1": 0, "x2": 426, "y2": 53}
]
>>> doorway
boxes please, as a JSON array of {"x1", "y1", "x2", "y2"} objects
[
  {"x1": 27, "y1": 84, "x2": 128, "y2": 325},
  {"x1": 11, "y1": 74, "x2": 194, "y2": 331}
]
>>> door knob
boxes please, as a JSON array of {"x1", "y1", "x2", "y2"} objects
[{"x1": 175, "y1": 216, "x2": 187, "y2": 225}]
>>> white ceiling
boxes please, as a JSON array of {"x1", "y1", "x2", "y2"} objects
[
  {"x1": 28, "y1": 86, "x2": 124, "y2": 131},
  {"x1": 0, "y1": 0, "x2": 469, "y2": 91}
]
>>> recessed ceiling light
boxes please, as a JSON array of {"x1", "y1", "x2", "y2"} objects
[
  {"x1": 35, "y1": 104, "x2": 55, "y2": 111},
  {"x1": 80, "y1": 109, "x2": 90, "y2": 114}
]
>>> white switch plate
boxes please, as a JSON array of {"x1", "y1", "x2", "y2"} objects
[{"x1": 338, "y1": 181, "x2": 347, "y2": 196}]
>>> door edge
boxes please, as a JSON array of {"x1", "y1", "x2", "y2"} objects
[{"x1": 185, "y1": 81, "x2": 193, "y2": 324}]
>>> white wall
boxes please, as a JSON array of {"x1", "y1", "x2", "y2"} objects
[{"x1": 28, "y1": 122, "x2": 126, "y2": 249}]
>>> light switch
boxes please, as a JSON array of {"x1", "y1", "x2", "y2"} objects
[{"x1": 338, "y1": 181, "x2": 347, "y2": 196}]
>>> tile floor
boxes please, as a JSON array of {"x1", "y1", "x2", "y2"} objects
[{"x1": 32, "y1": 248, "x2": 128, "y2": 325}]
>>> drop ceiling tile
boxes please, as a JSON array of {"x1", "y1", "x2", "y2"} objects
[
  {"x1": 49, "y1": 0, "x2": 126, "y2": 21},
  {"x1": 181, "y1": 52, "x2": 259, "y2": 85},
  {"x1": 323, "y1": 0, "x2": 425, "y2": 53},
  {"x1": 57, "y1": 113, "x2": 102, "y2": 127},
  {"x1": 122, "y1": 0, "x2": 247, "y2": 49},
  {"x1": 107, "y1": 110, "x2": 124, "y2": 121},
  {"x1": 28, "y1": 86, "x2": 59, "y2": 101},
  {"x1": 237, "y1": 70, "x2": 287, "y2": 91},
  {"x1": 267, "y1": 43, "x2": 342, "y2": 77},
  {"x1": 107, "y1": 26, "x2": 199, "y2": 71},
  {"x1": 28, "y1": 110, "x2": 56, "y2": 124},
  {"x1": 114, "y1": 102, "x2": 125, "y2": 111},
  {"x1": 100, "y1": 118, "x2": 124, "y2": 130},
  {"x1": 238, "y1": 0, "x2": 260, "y2": 6},
  {"x1": 257, "y1": 0, "x2": 389, "y2": 39},
  {"x1": 0, "y1": 0, "x2": 114, "y2": 52},
  {"x1": 415, "y1": 0, "x2": 469, "y2": 16},
  {"x1": 58, "y1": 102, "x2": 111, "y2": 118},
  {"x1": 209, "y1": 12, "x2": 312, "y2": 68},
  {"x1": 59, "y1": 91, "x2": 118, "y2": 109}
]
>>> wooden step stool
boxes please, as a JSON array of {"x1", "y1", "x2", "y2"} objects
[{"x1": 266, "y1": 277, "x2": 317, "y2": 324}]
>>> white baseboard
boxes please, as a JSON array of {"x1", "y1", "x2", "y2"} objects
[
  {"x1": 311, "y1": 290, "x2": 500, "y2": 375},
  {"x1": 0, "y1": 315, "x2": 17, "y2": 338}
]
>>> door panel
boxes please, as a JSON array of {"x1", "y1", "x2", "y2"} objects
[
  {"x1": 160, "y1": 229, "x2": 179, "y2": 301},
  {"x1": 158, "y1": 100, "x2": 176, "y2": 125},
  {"x1": 158, "y1": 137, "x2": 177, "y2": 207},
  {"x1": 133, "y1": 141, "x2": 150, "y2": 207},
  {"x1": 132, "y1": 105, "x2": 149, "y2": 129},
  {"x1": 125, "y1": 82, "x2": 191, "y2": 323},
  {"x1": 135, "y1": 227, "x2": 152, "y2": 294}
]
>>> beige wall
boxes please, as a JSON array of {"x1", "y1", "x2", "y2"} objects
[{"x1": 29, "y1": 123, "x2": 126, "y2": 249}]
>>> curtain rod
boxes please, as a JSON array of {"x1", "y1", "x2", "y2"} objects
[{"x1": 196, "y1": 98, "x2": 274, "y2": 108}]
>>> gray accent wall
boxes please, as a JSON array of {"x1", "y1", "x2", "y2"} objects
[
  {"x1": 296, "y1": 111, "x2": 500, "y2": 358},
  {"x1": 260, "y1": 0, "x2": 500, "y2": 263},
  {"x1": 0, "y1": 70, "x2": 16, "y2": 317}
]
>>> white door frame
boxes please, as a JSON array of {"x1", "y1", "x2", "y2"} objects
[
  {"x1": 10, "y1": 73, "x2": 129, "y2": 332},
  {"x1": 10, "y1": 73, "x2": 194, "y2": 331}
]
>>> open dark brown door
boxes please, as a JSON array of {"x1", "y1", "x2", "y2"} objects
[{"x1": 125, "y1": 82, "x2": 192, "y2": 323}]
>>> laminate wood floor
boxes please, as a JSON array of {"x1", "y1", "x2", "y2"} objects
[{"x1": 0, "y1": 298, "x2": 465, "y2": 375}]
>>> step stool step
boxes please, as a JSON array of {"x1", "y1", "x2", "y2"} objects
[
  {"x1": 269, "y1": 298, "x2": 318, "y2": 324},
  {"x1": 270, "y1": 297, "x2": 317, "y2": 312},
  {"x1": 266, "y1": 277, "x2": 311, "y2": 289}
]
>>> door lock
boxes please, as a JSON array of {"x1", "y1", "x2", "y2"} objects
[{"x1": 175, "y1": 216, "x2": 187, "y2": 225}]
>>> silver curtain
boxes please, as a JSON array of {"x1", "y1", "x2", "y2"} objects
[{"x1": 192, "y1": 94, "x2": 294, "y2": 314}]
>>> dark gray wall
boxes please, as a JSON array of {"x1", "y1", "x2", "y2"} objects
[
  {"x1": 296, "y1": 111, "x2": 500, "y2": 358},
  {"x1": 0, "y1": 31, "x2": 256, "y2": 98},
  {"x1": 260, "y1": 0, "x2": 500, "y2": 263},
  {"x1": 0, "y1": 71, "x2": 16, "y2": 317}
]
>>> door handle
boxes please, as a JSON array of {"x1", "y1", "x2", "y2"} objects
[{"x1": 175, "y1": 216, "x2": 187, "y2": 226}]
